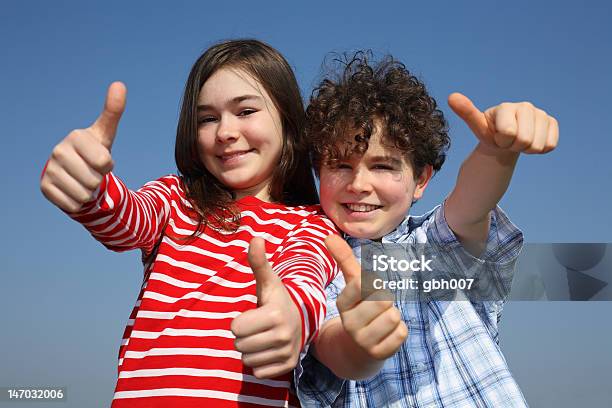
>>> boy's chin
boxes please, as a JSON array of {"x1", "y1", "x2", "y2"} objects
[{"x1": 339, "y1": 223, "x2": 391, "y2": 240}]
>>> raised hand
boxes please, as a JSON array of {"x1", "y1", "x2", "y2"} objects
[
  {"x1": 448, "y1": 92, "x2": 559, "y2": 154},
  {"x1": 231, "y1": 238, "x2": 302, "y2": 379},
  {"x1": 40, "y1": 82, "x2": 126, "y2": 212},
  {"x1": 327, "y1": 235, "x2": 408, "y2": 360}
]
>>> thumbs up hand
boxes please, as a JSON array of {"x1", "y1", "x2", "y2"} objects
[
  {"x1": 448, "y1": 93, "x2": 559, "y2": 154},
  {"x1": 40, "y1": 82, "x2": 126, "y2": 213},
  {"x1": 231, "y1": 238, "x2": 302, "y2": 379},
  {"x1": 327, "y1": 235, "x2": 408, "y2": 361}
]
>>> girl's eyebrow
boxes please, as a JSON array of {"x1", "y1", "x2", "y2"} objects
[{"x1": 197, "y1": 95, "x2": 262, "y2": 111}]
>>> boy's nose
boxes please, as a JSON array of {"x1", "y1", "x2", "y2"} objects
[
  {"x1": 216, "y1": 117, "x2": 240, "y2": 143},
  {"x1": 346, "y1": 169, "x2": 373, "y2": 194}
]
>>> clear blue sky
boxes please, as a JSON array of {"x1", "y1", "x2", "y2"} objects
[{"x1": 1, "y1": 1, "x2": 611, "y2": 406}]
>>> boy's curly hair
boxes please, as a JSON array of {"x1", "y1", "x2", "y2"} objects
[{"x1": 306, "y1": 51, "x2": 450, "y2": 178}]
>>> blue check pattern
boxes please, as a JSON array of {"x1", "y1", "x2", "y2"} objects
[{"x1": 295, "y1": 203, "x2": 528, "y2": 408}]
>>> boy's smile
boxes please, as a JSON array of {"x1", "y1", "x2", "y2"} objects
[{"x1": 319, "y1": 123, "x2": 431, "y2": 239}]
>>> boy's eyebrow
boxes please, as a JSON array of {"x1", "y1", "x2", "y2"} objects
[
  {"x1": 369, "y1": 155, "x2": 404, "y2": 166},
  {"x1": 197, "y1": 94, "x2": 262, "y2": 111}
]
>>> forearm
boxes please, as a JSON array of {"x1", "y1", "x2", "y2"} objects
[
  {"x1": 311, "y1": 317, "x2": 385, "y2": 380},
  {"x1": 69, "y1": 173, "x2": 170, "y2": 253},
  {"x1": 445, "y1": 142, "x2": 519, "y2": 255}
]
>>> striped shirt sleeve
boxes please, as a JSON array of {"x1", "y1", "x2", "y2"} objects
[
  {"x1": 272, "y1": 214, "x2": 340, "y2": 349},
  {"x1": 68, "y1": 173, "x2": 174, "y2": 255}
]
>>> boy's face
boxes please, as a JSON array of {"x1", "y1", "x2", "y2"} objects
[{"x1": 319, "y1": 123, "x2": 431, "y2": 239}]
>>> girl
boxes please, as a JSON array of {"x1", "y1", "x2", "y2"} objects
[{"x1": 40, "y1": 39, "x2": 338, "y2": 407}]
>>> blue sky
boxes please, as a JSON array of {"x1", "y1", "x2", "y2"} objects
[{"x1": 1, "y1": 1, "x2": 611, "y2": 406}]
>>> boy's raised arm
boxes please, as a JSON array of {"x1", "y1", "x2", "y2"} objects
[
  {"x1": 444, "y1": 93, "x2": 559, "y2": 257},
  {"x1": 311, "y1": 235, "x2": 408, "y2": 380}
]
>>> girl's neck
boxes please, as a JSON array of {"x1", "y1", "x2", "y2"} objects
[{"x1": 233, "y1": 178, "x2": 273, "y2": 203}]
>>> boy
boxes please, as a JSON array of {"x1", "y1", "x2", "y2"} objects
[{"x1": 296, "y1": 53, "x2": 558, "y2": 407}]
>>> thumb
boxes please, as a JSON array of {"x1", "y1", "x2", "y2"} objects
[
  {"x1": 325, "y1": 235, "x2": 361, "y2": 284},
  {"x1": 248, "y1": 237, "x2": 281, "y2": 305},
  {"x1": 90, "y1": 81, "x2": 126, "y2": 150},
  {"x1": 448, "y1": 92, "x2": 492, "y2": 141}
]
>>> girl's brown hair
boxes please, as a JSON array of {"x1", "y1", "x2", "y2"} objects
[{"x1": 175, "y1": 39, "x2": 318, "y2": 233}]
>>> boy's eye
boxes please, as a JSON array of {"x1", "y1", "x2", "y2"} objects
[{"x1": 373, "y1": 164, "x2": 395, "y2": 170}]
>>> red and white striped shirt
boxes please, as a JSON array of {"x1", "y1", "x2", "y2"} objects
[{"x1": 70, "y1": 173, "x2": 339, "y2": 407}]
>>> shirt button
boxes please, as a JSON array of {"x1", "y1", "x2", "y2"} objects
[{"x1": 415, "y1": 362, "x2": 428, "y2": 372}]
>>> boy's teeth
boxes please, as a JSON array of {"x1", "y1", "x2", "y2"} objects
[{"x1": 345, "y1": 203, "x2": 379, "y2": 212}]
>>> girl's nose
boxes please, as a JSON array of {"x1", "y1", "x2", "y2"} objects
[{"x1": 215, "y1": 116, "x2": 240, "y2": 143}]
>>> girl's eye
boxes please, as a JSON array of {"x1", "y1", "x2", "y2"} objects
[
  {"x1": 198, "y1": 116, "x2": 217, "y2": 124},
  {"x1": 238, "y1": 109, "x2": 257, "y2": 117}
]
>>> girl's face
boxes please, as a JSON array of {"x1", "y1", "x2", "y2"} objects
[{"x1": 197, "y1": 68, "x2": 283, "y2": 201}]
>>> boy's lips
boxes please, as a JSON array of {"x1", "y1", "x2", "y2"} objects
[
  {"x1": 341, "y1": 202, "x2": 383, "y2": 219},
  {"x1": 343, "y1": 203, "x2": 382, "y2": 212}
]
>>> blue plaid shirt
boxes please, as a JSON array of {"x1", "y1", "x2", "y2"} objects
[{"x1": 295, "y1": 203, "x2": 528, "y2": 408}]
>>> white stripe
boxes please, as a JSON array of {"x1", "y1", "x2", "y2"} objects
[
  {"x1": 123, "y1": 347, "x2": 241, "y2": 360},
  {"x1": 166, "y1": 219, "x2": 282, "y2": 246},
  {"x1": 239, "y1": 210, "x2": 295, "y2": 230},
  {"x1": 130, "y1": 328, "x2": 235, "y2": 340},
  {"x1": 154, "y1": 254, "x2": 222, "y2": 277},
  {"x1": 142, "y1": 290, "x2": 256, "y2": 304},
  {"x1": 158, "y1": 241, "x2": 253, "y2": 274},
  {"x1": 118, "y1": 367, "x2": 288, "y2": 388},
  {"x1": 137, "y1": 309, "x2": 240, "y2": 320},
  {"x1": 149, "y1": 272, "x2": 254, "y2": 290},
  {"x1": 114, "y1": 388, "x2": 289, "y2": 407}
]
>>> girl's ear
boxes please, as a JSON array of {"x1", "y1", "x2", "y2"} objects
[{"x1": 412, "y1": 165, "x2": 433, "y2": 201}]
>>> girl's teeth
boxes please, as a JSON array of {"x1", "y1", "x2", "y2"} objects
[{"x1": 346, "y1": 204, "x2": 379, "y2": 212}]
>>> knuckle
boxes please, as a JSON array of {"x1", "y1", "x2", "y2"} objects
[
  {"x1": 397, "y1": 322, "x2": 409, "y2": 341},
  {"x1": 368, "y1": 346, "x2": 386, "y2": 360},
  {"x1": 550, "y1": 117, "x2": 559, "y2": 128},
  {"x1": 78, "y1": 190, "x2": 93, "y2": 204},
  {"x1": 280, "y1": 347, "x2": 294, "y2": 361},
  {"x1": 67, "y1": 129, "x2": 82, "y2": 141},
  {"x1": 51, "y1": 144, "x2": 67, "y2": 162},
  {"x1": 277, "y1": 329, "x2": 292, "y2": 344},
  {"x1": 66, "y1": 202, "x2": 81, "y2": 213},
  {"x1": 353, "y1": 330, "x2": 368, "y2": 347},
  {"x1": 268, "y1": 308, "x2": 283, "y2": 325},
  {"x1": 521, "y1": 101, "x2": 534, "y2": 110},
  {"x1": 97, "y1": 151, "x2": 113, "y2": 169},
  {"x1": 342, "y1": 318, "x2": 359, "y2": 335},
  {"x1": 387, "y1": 308, "x2": 401, "y2": 326}
]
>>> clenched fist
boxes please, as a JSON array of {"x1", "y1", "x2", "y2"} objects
[
  {"x1": 448, "y1": 93, "x2": 559, "y2": 154},
  {"x1": 40, "y1": 82, "x2": 126, "y2": 212},
  {"x1": 327, "y1": 235, "x2": 408, "y2": 361}
]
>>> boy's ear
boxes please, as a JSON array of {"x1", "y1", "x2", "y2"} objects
[{"x1": 412, "y1": 165, "x2": 433, "y2": 201}]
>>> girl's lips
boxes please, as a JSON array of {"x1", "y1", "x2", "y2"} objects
[{"x1": 218, "y1": 149, "x2": 255, "y2": 165}]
